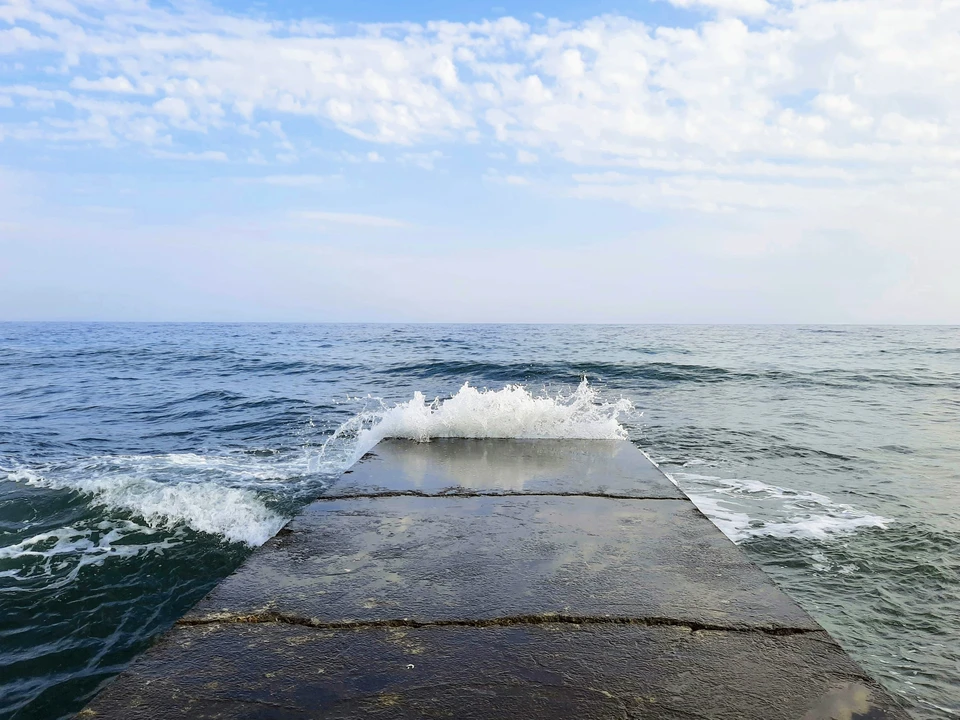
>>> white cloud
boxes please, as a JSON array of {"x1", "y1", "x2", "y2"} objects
[
  {"x1": 2, "y1": 1, "x2": 956, "y2": 195},
  {"x1": 80, "y1": 205, "x2": 134, "y2": 215},
  {"x1": 257, "y1": 175, "x2": 336, "y2": 186},
  {"x1": 153, "y1": 97, "x2": 190, "y2": 122},
  {"x1": 0, "y1": 26, "x2": 54, "y2": 52},
  {"x1": 150, "y1": 150, "x2": 228, "y2": 161},
  {"x1": 665, "y1": 0, "x2": 771, "y2": 18},
  {"x1": 482, "y1": 169, "x2": 531, "y2": 186},
  {"x1": 399, "y1": 150, "x2": 445, "y2": 170},
  {"x1": 295, "y1": 211, "x2": 411, "y2": 228},
  {"x1": 516, "y1": 149, "x2": 538, "y2": 164},
  {"x1": 70, "y1": 76, "x2": 143, "y2": 94}
]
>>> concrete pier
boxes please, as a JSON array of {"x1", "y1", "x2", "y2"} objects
[{"x1": 79, "y1": 439, "x2": 910, "y2": 719}]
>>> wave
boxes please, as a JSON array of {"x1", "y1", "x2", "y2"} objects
[
  {"x1": 4, "y1": 459, "x2": 291, "y2": 548},
  {"x1": 19, "y1": 472, "x2": 286, "y2": 547},
  {"x1": 376, "y1": 360, "x2": 754, "y2": 384},
  {"x1": 57, "y1": 452, "x2": 313, "y2": 489},
  {"x1": 371, "y1": 360, "x2": 959, "y2": 392},
  {"x1": 316, "y1": 379, "x2": 635, "y2": 466},
  {"x1": 667, "y1": 471, "x2": 893, "y2": 543}
]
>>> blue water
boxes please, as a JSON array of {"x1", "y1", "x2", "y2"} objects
[{"x1": 1, "y1": 324, "x2": 958, "y2": 719}]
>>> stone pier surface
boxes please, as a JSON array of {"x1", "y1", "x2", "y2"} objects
[{"x1": 80, "y1": 439, "x2": 910, "y2": 720}]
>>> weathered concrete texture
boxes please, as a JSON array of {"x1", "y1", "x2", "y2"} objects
[
  {"x1": 184, "y1": 495, "x2": 818, "y2": 630},
  {"x1": 80, "y1": 440, "x2": 913, "y2": 719},
  {"x1": 330, "y1": 438, "x2": 683, "y2": 499},
  {"x1": 81, "y1": 622, "x2": 906, "y2": 720}
]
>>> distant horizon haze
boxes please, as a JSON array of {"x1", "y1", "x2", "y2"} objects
[{"x1": 2, "y1": 321, "x2": 960, "y2": 327}]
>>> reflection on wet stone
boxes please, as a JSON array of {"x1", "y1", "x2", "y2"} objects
[
  {"x1": 803, "y1": 683, "x2": 893, "y2": 720},
  {"x1": 330, "y1": 438, "x2": 683, "y2": 498}
]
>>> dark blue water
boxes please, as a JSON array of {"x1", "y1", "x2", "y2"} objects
[{"x1": 1, "y1": 324, "x2": 957, "y2": 719}]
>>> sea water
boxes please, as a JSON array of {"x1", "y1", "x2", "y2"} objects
[{"x1": 0, "y1": 324, "x2": 957, "y2": 719}]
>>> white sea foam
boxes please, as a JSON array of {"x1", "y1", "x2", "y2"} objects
[
  {"x1": 0, "y1": 521, "x2": 181, "y2": 590},
  {"x1": 20, "y1": 473, "x2": 285, "y2": 547},
  {"x1": 4, "y1": 456, "x2": 289, "y2": 548},
  {"x1": 2, "y1": 457, "x2": 284, "y2": 590},
  {"x1": 318, "y1": 379, "x2": 634, "y2": 466},
  {"x1": 668, "y1": 471, "x2": 892, "y2": 543},
  {"x1": 67, "y1": 452, "x2": 312, "y2": 488}
]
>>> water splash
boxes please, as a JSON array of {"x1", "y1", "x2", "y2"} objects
[
  {"x1": 5, "y1": 463, "x2": 287, "y2": 548},
  {"x1": 315, "y1": 379, "x2": 635, "y2": 467}
]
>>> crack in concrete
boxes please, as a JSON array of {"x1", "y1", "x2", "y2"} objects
[
  {"x1": 315, "y1": 490, "x2": 679, "y2": 502},
  {"x1": 178, "y1": 611, "x2": 820, "y2": 637}
]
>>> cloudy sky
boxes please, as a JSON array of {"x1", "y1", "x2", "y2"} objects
[{"x1": 1, "y1": 0, "x2": 957, "y2": 322}]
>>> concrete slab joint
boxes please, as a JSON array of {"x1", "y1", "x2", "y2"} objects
[{"x1": 80, "y1": 439, "x2": 913, "y2": 720}]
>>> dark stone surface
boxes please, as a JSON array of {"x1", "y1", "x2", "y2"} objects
[
  {"x1": 78, "y1": 440, "x2": 912, "y2": 719},
  {"x1": 81, "y1": 622, "x2": 910, "y2": 720},
  {"x1": 185, "y1": 495, "x2": 818, "y2": 630},
  {"x1": 328, "y1": 438, "x2": 683, "y2": 499}
]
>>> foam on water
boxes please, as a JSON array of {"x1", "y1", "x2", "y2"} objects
[
  {"x1": 0, "y1": 521, "x2": 181, "y2": 591},
  {"x1": 668, "y1": 471, "x2": 893, "y2": 543},
  {"x1": 61, "y1": 452, "x2": 315, "y2": 489},
  {"x1": 5, "y1": 464, "x2": 286, "y2": 548},
  {"x1": 318, "y1": 379, "x2": 635, "y2": 466}
]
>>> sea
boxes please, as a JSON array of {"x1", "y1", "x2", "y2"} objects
[{"x1": 0, "y1": 323, "x2": 957, "y2": 719}]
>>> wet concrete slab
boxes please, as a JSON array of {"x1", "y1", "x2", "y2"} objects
[
  {"x1": 81, "y1": 622, "x2": 909, "y2": 720},
  {"x1": 184, "y1": 495, "x2": 818, "y2": 630},
  {"x1": 329, "y1": 438, "x2": 683, "y2": 498},
  {"x1": 79, "y1": 439, "x2": 912, "y2": 719}
]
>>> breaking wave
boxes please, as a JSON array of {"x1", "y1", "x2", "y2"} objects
[
  {"x1": 25, "y1": 473, "x2": 285, "y2": 547},
  {"x1": 318, "y1": 379, "x2": 635, "y2": 466},
  {"x1": 3, "y1": 460, "x2": 290, "y2": 551}
]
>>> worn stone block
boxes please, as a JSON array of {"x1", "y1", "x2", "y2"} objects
[
  {"x1": 82, "y1": 622, "x2": 909, "y2": 720},
  {"x1": 186, "y1": 495, "x2": 817, "y2": 630}
]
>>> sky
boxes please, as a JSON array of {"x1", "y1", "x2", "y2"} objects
[{"x1": 0, "y1": 0, "x2": 958, "y2": 323}]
